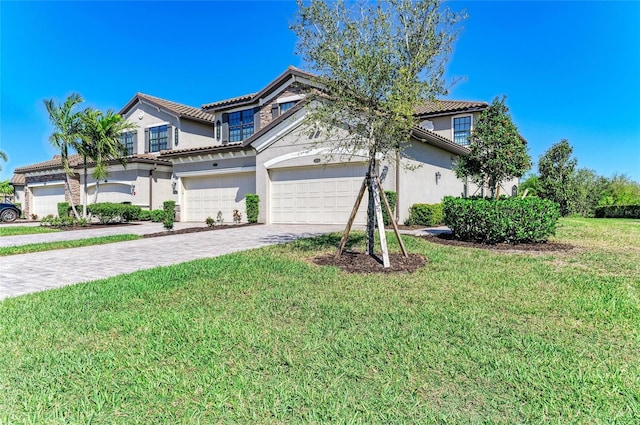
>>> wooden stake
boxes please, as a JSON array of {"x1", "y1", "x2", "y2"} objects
[
  {"x1": 335, "y1": 176, "x2": 367, "y2": 259},
  {"x1": 371, "y1": 175, "x2": 390, "y2": 268},
  {"x1": 377, "y1": 175, "x2": 408, "y2": 257}
]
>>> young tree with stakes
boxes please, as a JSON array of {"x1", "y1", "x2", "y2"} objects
[
  {"x1": 455, "y1": 96, "x2": 531, "y2": 199},
  {"x1": 44, "y1": 94, "x2": 85, "y2": 219},
  {"x1": 292, "y1": 0, "x2": 466, "y2": 267},
  {"x1": 80, "y1": 109, "x2": 136, "y2": 216}
]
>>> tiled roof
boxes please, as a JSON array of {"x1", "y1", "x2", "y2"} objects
[
  {"x1": 14, "y1": 154, "x2": 83, "y2": 173},
  {"x1": 159, "y1": 143, "x2": 248, "y2": 158},
  {"x1": 14, "y1": 153, "x2": 171, "y2": 173},
  {"x1": 410, "y1": 126, "x2": 470, "y2": 156},
  {"x1": 414, "y1": 100, "x2": 488, "y2": 116},
  {"x1": 10, "y1": 174, "x2": 25, "y2": 185},
  {"x1": 201, "y1": 93, "x2": 256, "y2": 110},
  {"x1": 201, "y1": 66, "x2": 316, "y2": 111},
  {"x1": 120, "y1": 93, "x2": 215, "y2": 124}
]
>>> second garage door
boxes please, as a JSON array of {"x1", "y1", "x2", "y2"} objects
[
  {"x1": 270, "y1": 163, "x2": 368, "y2": 225},
  {"x1": 182, "y1": 173, "x2": 255, "y2": 223},
  {"x1": 31, "y1": 185, "x2": 66, "y2": 218}
]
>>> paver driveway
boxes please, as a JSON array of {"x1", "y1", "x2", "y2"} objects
[{"x1": 0, "y1": 224, "x2": 344, "y2": 300}]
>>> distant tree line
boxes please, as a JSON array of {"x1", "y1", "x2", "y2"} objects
[{"x1": 520, "y1": 139, "x2": 640, "y2": 217}]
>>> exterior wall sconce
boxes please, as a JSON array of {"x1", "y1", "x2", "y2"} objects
[
  {"x1": 435, "y1": 171, "x2": 441, "y2": 184},
  {"x1": 130, "y1": 184, "x2": 136, "y2": 195},
  {"x1": 171, "y1": 181, "x2": 177, "y2": 192},
  {"x1": 313, "y1": 158, "x2": 321, "y2": 164},
  {"x1": 212, "y1": 162, "x2": 218, "y2": 167}
]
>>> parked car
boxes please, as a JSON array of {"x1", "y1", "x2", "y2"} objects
[{"x1": 0, "y1": 202, "x2": 21, "y2": 222}]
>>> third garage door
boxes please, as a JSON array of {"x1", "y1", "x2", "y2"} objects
[
  {"x1": 182, "y1": 173, "x2": 255, "y2": 223},
  {"x1": 270, "y1": 163, "x2": 368, "y2": 225}
]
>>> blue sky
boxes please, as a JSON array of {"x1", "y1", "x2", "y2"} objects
[{"x1": 1, "y1": 1, "x2": 639, "y2": 182}]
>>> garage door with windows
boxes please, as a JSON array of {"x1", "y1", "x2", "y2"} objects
[
  {"x1": 182, "y1": 173, "x2": 255, "y2": 222},
  {"x1": 270, "y1": 163, "x2": 368, "y2": 225},
  {"x1": 31, "y1": 185, "x2": 66, "y2": 218}
]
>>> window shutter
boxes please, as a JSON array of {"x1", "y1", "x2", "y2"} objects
[
  {"x1": 132, "y1": 131, "x2": 138, "y2": 155},
  {"x1": 271, "y1": 104, "x2": 279, "y2": 120},
  {"x1": 144, "y1": 128, "x2": 149, "y2": 153},
  {"x1": 166, "y1": 125, "x2": 173, "y2": 150},
  {"x1": 221, "y1": 113, "x2": 229, "y2": 144}
]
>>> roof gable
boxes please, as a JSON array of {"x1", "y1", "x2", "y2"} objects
[{"x1": 119, "y1": 93, "x2": 215, "y2": 124}]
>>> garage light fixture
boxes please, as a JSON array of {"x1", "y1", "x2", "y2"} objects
[{"x1": 435, "y1": 171, "x2": 441, "y2": 184}]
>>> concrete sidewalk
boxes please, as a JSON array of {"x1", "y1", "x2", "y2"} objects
[{"x1": 0, "y1": 224, "x2": 344, "y2": 300}]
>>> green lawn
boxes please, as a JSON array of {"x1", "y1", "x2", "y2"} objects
[
  {"x1": 0, "y1": 225, "x2": 60, "y2": 237},
  {"x1": 1, "y1": 218, "x2": 638, "y2": 423},
  {"x1": 0, "y1": 234, "x2": 141, "y2": 256}
]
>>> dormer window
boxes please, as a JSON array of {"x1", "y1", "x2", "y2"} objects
[
  {"x1": 279, "y1": 101, "x2": 296, "y2": 114},
  {"x1": 453, "y1": 115, "x2": 472, "y2": 146}
]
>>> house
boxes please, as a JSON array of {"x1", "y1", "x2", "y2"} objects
[{"x1": 13, "y1": 66, "x2": 519, "y2": 224}]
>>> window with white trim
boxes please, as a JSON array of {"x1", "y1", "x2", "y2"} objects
[{"x1": 453, "y1": 115, "x2": 472, "y2": 146}]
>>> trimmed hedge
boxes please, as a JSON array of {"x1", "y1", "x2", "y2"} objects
[
  {"x1": 163, "y1": 200, "x2": 176, "y2": 230},
  {"x1": 594, "y1": 204, "x2": 640, "y2": 219},
  {"x1": 246, "y1": 194, "x2": 259, "y2": 223},
  {"x1": 405, "y1": 203, "x2": 443, "y2": 227},
  {"x1": 443, "y1": 197, "x2": 560, "y2": 244},
  {"x1": 150, "y1": 210, "x2": 165, "y2": 222},
  {"x1": 381, "y1": 191, "x2": 397, "y2": 226},
  {"x1": 87, "y1": 203, "x2": 142, "y2": 224},
  {"x1": 57, "y1": 202, "x2": 70, "y2": 218}
]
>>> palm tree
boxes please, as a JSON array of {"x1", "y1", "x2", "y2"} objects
[
  {"x1": 0, "y1": 149, "x2": 7, "y2": 171},
  {"x1": 80, "y1": 109, "x2": 137, "y2": 212},
  {"x1": 44, "y1": 94, "x2": 84, "y2": 218}
]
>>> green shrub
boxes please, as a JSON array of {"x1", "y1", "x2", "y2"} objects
[
  {"x1": 245, "y1": 194, "x2": 259, "y2": 223},
  {"x1": 205, "y1": 217, "x2": 216, "y2": 227},
  {"x1": 40, "y1": 215, "x2": 86, "y2": 228},
  {"x1": 138, "y1": 210, "x2": 152, "y2": 221},
  {"x1": 87, "y1": 203, "x2": 142, "y2": 224},
  {"x1": 594, "y1": 204, "x2": 640, "y2": 219},
  {"x1": 406, "y1": 203, "x2": 443, "y2": 226},
  {"x1": 443, "y1": 197, "x2": 560, "y2": 244},
  {"x1": 57, "y1": 202, "x2": 70, "y2": 218},
  {"x1": 163, "y1": 200, "x2": 176, "y2": 230},
  {"x1": 150, "y1": 210, "x2": 165, "y2": 222},
  {"x1": 381, "y1": 191, "x2": 397, "y2": 226}
]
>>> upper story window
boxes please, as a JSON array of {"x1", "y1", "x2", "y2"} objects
[
  {"x1": 279, "y1": 101, "x2": 296, "y2": 114},
  {"x1": 120, "y1": 131, "x2": 135, "y2": 156},
  {"x1": 149, "y1": 125, "x2": 168, "y2": 152},
  {"x1": 453, "y1": 115, "x2": 472, "y2": 146},
  {"x1": 229, "y1": 109, "x2": 254, "y2": 142}
]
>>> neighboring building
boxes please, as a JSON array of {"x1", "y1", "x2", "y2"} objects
[{"x1": 12, "y1": 66, "x2": 520, "y2": 223}]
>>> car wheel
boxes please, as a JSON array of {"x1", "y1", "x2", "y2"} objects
[{"x1": 1, "y1": 209, "x2": 18, "y2": 222}]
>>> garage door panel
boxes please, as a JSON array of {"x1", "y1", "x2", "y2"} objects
[
  {"x1": 32, "y1": 186, "x2": 66, "y2": 218},
  {"x1": 183, "y1": 173, "x2": 255, "y2": 222},
  {"x1": 270, "y1": 164, "x2": 368, "y2": 225}
]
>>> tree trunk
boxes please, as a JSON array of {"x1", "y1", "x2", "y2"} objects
[
  {"x1": 371, "y1": 174, "x2": 390, "y2": 267},
  {"x1": 366, "y1": 158, "x2": 376, "y2": 255},
  {"x1": 65, "y1": 174, "x2": 79, "y2": 219},
  {"x1": 83, "y1": 156, "x2": 88, "y2": 219},
  {"x1": 93, "y1": 181, "x2": 100, "y2": 204}
]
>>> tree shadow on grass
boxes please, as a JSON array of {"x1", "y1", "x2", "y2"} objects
[{"x1": 287, "y1": 232, "x2": 366, "y2": 253}]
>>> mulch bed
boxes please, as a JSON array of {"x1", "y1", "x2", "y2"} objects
[
  {"x1": 143, "y1": 223, "x2": 257, "y2": 238},
  {"x1": 313, "y1": 251, "x2": 427, "y2": 274},
  {"x1": 420, "y1": 232, "x2": 574, "y2": 252}
]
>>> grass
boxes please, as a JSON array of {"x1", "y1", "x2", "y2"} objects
[
  {"x1": 0, "y1": 218, "x2": 638, "y2": 423},
  {"x1": 0, "y1": 225, "x2": 61, "y2": 237},
  {"x1": 0, "y1": 234, "x2": 140, "y2": 256}
]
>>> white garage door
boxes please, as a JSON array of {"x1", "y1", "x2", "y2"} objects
[
  {"x1": 270, "y1": 164, "x2": 368, "y2": 225},
  {"x1": 88, "y1": 183, "x2": 132, "y2": 204},
  {"x1": 182, "y1": 173, "x2": 255, "y2": 222},
  {"x1": 31, "y1": 185, "x2": 66, "y2": 218}
]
